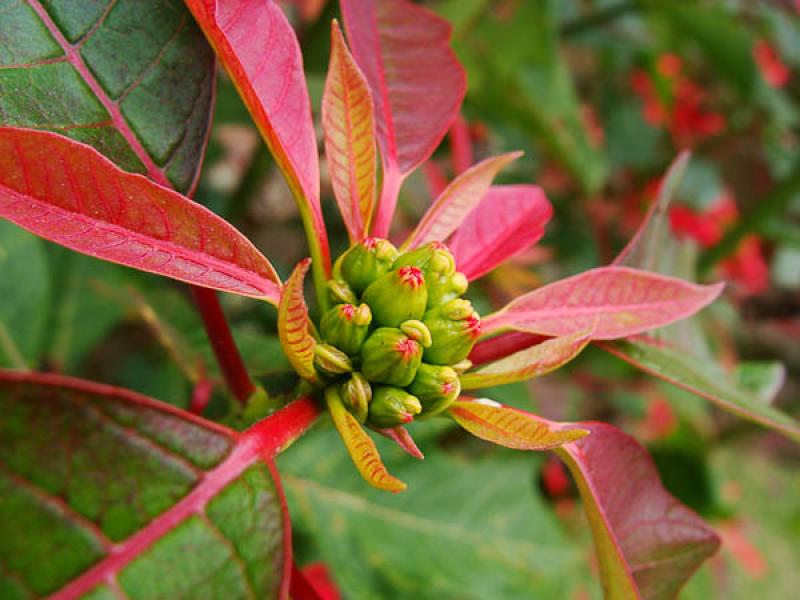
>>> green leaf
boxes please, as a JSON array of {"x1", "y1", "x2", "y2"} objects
[
  {"x1": 602, "y1": 337, "x2": 800, "y2": 444},
  {"x1": 733, "y1": 361, "x2": 786, "y2": 406},
  {"x1": 0, "y1": 0, "x2": 214, "y2": 193},
  {"x1": 0, "y1": 370, "x2": 293, "y2": 598},
  {"x1": 279, "y1": 421, "x2": 586, "y2": 599},
  {"x1": 0, "y1": 221, "x2": 50, "y2": 369}
]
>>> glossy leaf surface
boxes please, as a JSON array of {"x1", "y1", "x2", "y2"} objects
[
  {"x1": 0, "y1": 0, "x2": 214, "y2": 193},
  {"x1": 483, "y1": 267, "x2": 724, "y2": 340},
  {"x1": 0, "y1": 370, "x2": 321, "y2": 599},
  {"x1": 404, "y1": 152, "x2": 521, "y2": 249},
  {"x1": 323, "y1": 20, "x2": 377, "y2": 241},
  {"x1": 449, "y1": 185, "x2": 552, "y2": 280},
  {"x1": 603, "y1": 337, "x2": 800, "y2": 443},
  {"x1": 326, "y1": 391, "x2": 406, "y2": 492},
  {"x1": 278, "y1": 259, "x2": 318, "y2": 384},
  {"x1": 0, "y1": 128, "x2": 281, "y2": 302},
  {"x1": 460, "y1": 331, "x2": 591, "y2": 390},
  {"x1": 449, "y1": 400, "x2": 588, "y2": 450},
  {"x1": 557, "y1": 422, "x2": 720, "y2": 600}
]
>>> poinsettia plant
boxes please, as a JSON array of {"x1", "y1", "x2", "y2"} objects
[{"x1": 2, "y1": 1, "x2": 797, "y2": 598}]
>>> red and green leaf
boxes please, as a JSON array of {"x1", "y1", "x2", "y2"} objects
[
  {"x1": 556, "y1": 422, "x2": 720, "y2": 599},
  {"x1": 0, "y1": 369, "x2": 320, "y2": 598},
  {"x1": 184, "y1": 0, "x2": 330, "y2": 280},
  {"x1": 326, "y1": 389, "x2": 406, "y2": 492},
  {"x1": 403, "y1": 152, "x2": 522, "y2": 249},
  {"x1": 449, "y1": 184, "x2": 552, "y2": 281},
  {"x1": 323, "y1": 20, "x2": 377, "y2": 242},
  {"x1": 278, "y1": 258, "x2": 318, "y2": 383},
  {"x1": 482, "y1": 267, "x2": 724, "y2": 340},
  {"x1": 0, "y1": 128, "x2": 281, "y2": 302},
  {"x1": 460, "y1": 330, "x2": 591, "y2": 390},
  {"x1": 340, "y1": 0, "x2": 466, "y2": 236},
  {"x1": 602, "y1": 337, "x2": 800, "y2": 443},
  {"x1": 449, "y1": 399, "x2": 588, "y2": 450},
  {"x1": 0, "y1": 0, "x2": 214, "y2": 194}
]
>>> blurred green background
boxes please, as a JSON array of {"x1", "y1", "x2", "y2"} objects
[{"x1": 1, "y1": 1, "x2": 798, "y2": 598}]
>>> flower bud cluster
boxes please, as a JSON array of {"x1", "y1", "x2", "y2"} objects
[{"x1": 318, "y1": 239, "x2": 481, "y2": 428}]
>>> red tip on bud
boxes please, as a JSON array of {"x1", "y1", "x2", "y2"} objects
[
  {"x1": 395, "y1": 337, "x2": 421, "y2": 361},
  {"x1": 340, "y1": 304, "x2": 355, "y2": 320},
  {"x1": 398, "y1": 266, "x2": 425, "y2": 289},
  {"x1": 363, "y1": 237, "x2": 379, "y2": 249},
  {"x1": 465, "y1": 314, "x2": 482, "y2": 339},
  {"x1": 441, "y1": 381, "x2": 455, "y2": 395}
]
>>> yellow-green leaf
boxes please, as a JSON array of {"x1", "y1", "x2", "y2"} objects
[
  {"x1": 326, "y1": 388, "x2": 406, "y2": 492},
  {"x1": 460, "y1": 330, "x2": 591, "y2": 390},
  {"x1": 323, "y1": 20, "x2": 377, "y2": 241},
  {"x1": 449, "y1": 400, "x2": 588, "y2": 450},
  {"x1": 278, "y1": 258, "x2": 318, "y2": 383}
]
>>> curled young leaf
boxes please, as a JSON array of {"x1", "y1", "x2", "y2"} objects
[
  {"x1": 460, "y1": 330, "x2": 591, "y2": 390},
  {"x1": 326, "y1": 387, "x2": 407, "y2": 492},
  {"x1": 449, "y1": 399, "x2": 588, "y2": 451},
  {"x1": 0, "y1": 128, "x2": 281, "y2": 303},
  {"x1": 482, "y1": 267, "x2": 724, "y2": 340},
  {"x1": 323, "y1": 20, "x2": 377, "y2": 242},
  {"x1": 278, "y1": 259, "x2": 318, "y2": 383}
]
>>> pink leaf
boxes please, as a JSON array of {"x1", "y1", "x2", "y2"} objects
[
  {"x1": 460, "y1": 329, "x2": 591, "y2": 390},
  {"x1": 556, "y1": 422, "x2": 720, "y2": 599},
  {"x1": 448, "y1": 113, "x2": 474, "y2": 175},
  {"x1": 0, "y1": 128, "x2": 280, "y2": 302},
  {"x1": 184, "y1": 0, "x2": 329, "y2": 272},
  {"x1": 323, "y1": 20, "x2": 377, "y2": 241},
  {"x1": 482, "y1": 266, "x2": 724, "y2": 340},
  {"x1": 373, "y1": 426, "x2": 425, "y2": 459},
  {"x1": 470, "y1": 332, "x2": 548, "y2": 366},
  {"x1": 404, "y1": 152, "x2": 522, "y2": 249},
  {"x1": 340, "y1": 0, "x2": 466, "y2": 236},
  {"x1": 449, "y1": 184, "x2": 553, "y2": 280}
]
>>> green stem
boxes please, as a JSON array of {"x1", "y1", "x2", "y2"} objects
[
  {"x1": 699, "y1": 162, "x2": 800, "y2": 274},
  {"x1": 294, "y1": 195, "x2": 331, "y2": 314}
]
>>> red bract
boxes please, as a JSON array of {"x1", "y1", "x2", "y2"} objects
[{"x1": 753, "y1": 39, "x2": 790, "y2": 88}]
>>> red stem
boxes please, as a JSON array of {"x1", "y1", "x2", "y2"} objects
[
  {"x1": 191, "y1": 287, "x2": 255, "y2": 404},
  {"x1": 290, "y1": 563, "x2": 327, "y2": 600}
]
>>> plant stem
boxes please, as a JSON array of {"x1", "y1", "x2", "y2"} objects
[
  {"x1": 190, "y1": 287, "x2": 255, "y2": 404},
  {"x1": 699, "y1": 162, "x2": 800, "y2": 274}
]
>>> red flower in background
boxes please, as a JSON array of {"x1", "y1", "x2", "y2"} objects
[
  {"x1": 753, "y1": 39, "x2": 790, "y2": 88},
  {"x1": 670, "y1": 193, "x2": 769, "y2": 295},
  {"x1": 631, "y1": 54, "x2": 725, "y2": 147}
]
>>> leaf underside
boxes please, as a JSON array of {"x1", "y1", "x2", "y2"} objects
[{"x1": 0, "y1": 370, "x2": 288, "y2": 599}]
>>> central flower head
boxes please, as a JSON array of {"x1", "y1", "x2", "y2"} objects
[{"x1": 315, "y1": 239, "x2": 481, "y2": 427}]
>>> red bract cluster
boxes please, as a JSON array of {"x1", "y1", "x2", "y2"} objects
[
  {"x1": 753, "y1": 38, "x2": 791, "y2": 88},
  {"x1": 631, "y1": 54, "x2": 725, "y2": 147}
]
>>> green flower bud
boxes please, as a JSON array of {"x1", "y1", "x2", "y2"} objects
[
  {"x1": 327, "y1": 279, "x2": 358, "y2": 305},
  {"x1": 360, "y1": 327, "x2": 423, "y2": 386},
  {"x1": 368, "y1": 386, "x2": 422, "y2": 428},
  {"x1": 320, "y1": 303, "x2": 372, "y2": 356},
  {"x1": 336, "y1": 238, "x2": 398, "y2": 294},
  {"x1": 394, "y1": 242, "x2": 456, "y2": 276},
  {"x1": 399, "y1": 319, "x2": 432, "y2": 348},
  {"x1": 313, "y1": 343, "x2": 353, "y2": 377},
  {"x1": 362, "y1": 266, "x2": 428, "y2": 327},
  {"x1": 423, "y1": 302, "x2": 482, "y2": 365},
  {"x1": 408, "y1": 363, "x2": 461, "y2": 417},
  {"x1": 340, "y1": 372, "x2": 372, "y2": 423},
  {"x1": 427, "y1": 270, "x2": 469, "y2": 307},
  {"x1": 451, "y1": 358, "x2": 473, "y2": 374}
]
